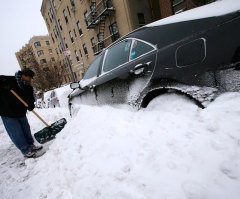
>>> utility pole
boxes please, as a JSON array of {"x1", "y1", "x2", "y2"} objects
[{"x1": 48, "y1": 0, "x2": 76, "y2": 82}]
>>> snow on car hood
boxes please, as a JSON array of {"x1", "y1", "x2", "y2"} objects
[{"x1": 146, "y1": 0, "x2": 240, "y2": 27}]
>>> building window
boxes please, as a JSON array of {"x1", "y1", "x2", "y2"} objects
[
  {"x1": 84, "y1": 11, "x2": 90, "y2": 26},
  {"x1": 50, "y1": 8, "x2": 54, "y2": 19},
  {"x1": 75, "y1": 50, "x2": 80, "y2": 62},
  {"x1": 48, "y1": 12, "x2": 52, "y2": 23},
  {"x1": 49, "y1": 49, "x2": 53, "y2": 54},
  {"x1": 79, "y1": 49, "x2": 83, "y2": 57},
  {"x1": 69, "y1": 31, "x2": 74, "y2": 43},
  {"x1": 109, "y1": 22, "x2": 118, "y2": 35},
  {"x1": 64, "y1": 38, "x2": 68, "y2": 49},
  {"x1": 172, "y1": 0, "x2": 186, "y2": 14},
  {"x1": 58, "y1": 19, "x2": 63, "y2": 31},
  {"x1": 83, "y1": 44, "x2": 88, "y2": 57},
  {"x1": 46, "y1": 41, "x2": 50, "y2": 45},
  {"x1": 40, "y1": 59, "x2": 47, "y2": 64},
  {"x1": 55, "y1": 48, "x2": 59, "y2": 56},
  {"x1": 37, "y1": 50, "x2": 44, "y2": 57},
  {"x1": 59, "y1": 45, "x2": 62, "y2": 54},
  {"x1": 67, "y1": 6, "x2": 71, "y2": 17},
  {"x1": 51, "y1": 57, "x2": 55, "y2": 62},
  {"x1": 46, "y1": 18, "x2": 50, "y2": 28},
  {"x1": 34, "y1": 41, "x2": 41, "y2": 48},
  {"x1": 63, "y1": 9, "x2": 68, "y2": 23},
  {"x1": 51, "y1": 34, "x2": 55, "y2": 43},
  {"x1": 54, "y1": 28, "x2": 58, "y2": 38},
  {"x1": 91, "y1": 37, "x2": 97, "y2": 54},
  {"x1": 109, "y1": 22, "x2": 119, "y2": 42},
  {"x1": 73, "y1": 29, "x2": 77, "y2": 38},
  {"x1": 70, "y1": 0, "x2": 75, "y2": 7},
  {"x1": 137, "y1": 13, "x2": 145, "y2": 27},
  {"x1": 77, "y1": 21, "x2": 83, "y2": 36}
]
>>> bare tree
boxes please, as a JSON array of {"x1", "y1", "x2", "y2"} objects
[{"x1": 32, "y1": 60, "x2": 68, "y2": 91}]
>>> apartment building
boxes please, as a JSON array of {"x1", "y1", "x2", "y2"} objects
[
  {"x1": 15, "y1": 35, "x2": 58, "y2": 70},
  {"x1": 15, "y1": 44, "x2": 35, "y2": 70},
  {"x1": 41, "y1": 0, "x2": 156, "y2": 80},
  {"x1": 40, "y1": 0, "x2": 215, "y2": 81}
]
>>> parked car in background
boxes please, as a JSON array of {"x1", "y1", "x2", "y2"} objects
[
  {"x1": 47, "y1": 90, "x2": 60, "y2": 108},
  {"x1": 35, "y1": 98, "x2": 44, "y2": 108},
  {"x1": 69, "y1": 1, "x2": 240, "y2": 115}
]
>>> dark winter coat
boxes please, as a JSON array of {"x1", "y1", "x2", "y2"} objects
[{"x1": 0, "y1": 75, "x2": 35, "y2": 118}]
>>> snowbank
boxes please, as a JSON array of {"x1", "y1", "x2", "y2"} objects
[{"x1": 1, "y1": 92, "x2": 240, "y2": 199}]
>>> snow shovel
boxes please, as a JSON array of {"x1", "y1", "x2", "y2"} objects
[{"x1": 10, "y1": 90, "x2": 67, "y2": 144}]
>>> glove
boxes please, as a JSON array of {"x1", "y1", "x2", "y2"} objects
[{"x1": 27, "y1": 104, "x2": 35, "y2": 111}]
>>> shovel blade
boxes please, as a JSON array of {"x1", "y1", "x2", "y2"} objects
[{"x1": 34, "y1": 118, "x2": 67, "y2": 144}]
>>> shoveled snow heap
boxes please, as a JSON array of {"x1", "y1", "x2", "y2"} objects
[{"x1": 0, "y1": 92, "x2": 240, "y2": 199}]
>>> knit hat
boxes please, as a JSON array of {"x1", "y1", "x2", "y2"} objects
[{"x1": 21, "y1": 68, "x2": 35, "y2": 78}]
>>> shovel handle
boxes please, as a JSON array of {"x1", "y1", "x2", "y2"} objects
[
  {"x1": 10, "y1": 90, "x2": 29, "y2": 107},
  {"x1": 32, "y1": 110, "x2": 49, "y2": 127},
  {"x1": 10, "y1": 90, "x2": 50, "y2": 127}
]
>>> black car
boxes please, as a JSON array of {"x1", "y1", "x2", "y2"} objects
[{"x1": 69, "y1": 5, "x2": 240, "y2": 115}]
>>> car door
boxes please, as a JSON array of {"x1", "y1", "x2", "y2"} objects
[{"x1": 94, "y1": 38, "x2": 157, "y2": 105}]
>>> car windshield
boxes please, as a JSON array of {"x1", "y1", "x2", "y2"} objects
[{"x1": 83, "y1": 55, "x2": 101, "y2": 80}]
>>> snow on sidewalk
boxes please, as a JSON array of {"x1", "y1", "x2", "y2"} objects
[{"x1": 0, "y1": 92, "x2": 240, "y2": 199}]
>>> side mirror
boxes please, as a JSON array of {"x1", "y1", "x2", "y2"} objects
[{"x1": 70, "y1": 82, "x2": 80, "y2": 89}]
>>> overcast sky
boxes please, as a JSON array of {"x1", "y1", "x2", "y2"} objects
[{"x1": 0, "y1": 0, "x2": 48, "y2": 76}]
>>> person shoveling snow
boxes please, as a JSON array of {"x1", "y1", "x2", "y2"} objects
[
  {"x1": 1, "y1": 68, "x2": 66, "y2": 158},
  {"x1": 0, "y1": 69, "x2": 43, "y2": 158}
]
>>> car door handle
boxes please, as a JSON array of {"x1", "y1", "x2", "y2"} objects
[{"x1": 130, "y1": 61, "x2": 152, "y2": 75}]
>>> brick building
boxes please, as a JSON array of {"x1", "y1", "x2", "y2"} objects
[
  {"x1": 15, "y1": 35, "x2": 58, "y2": 70},
  {"x1": 40, "y1": 0, "x2": 215, "y2": 81}
]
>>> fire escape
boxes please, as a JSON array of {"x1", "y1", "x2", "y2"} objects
[{"x1": 86, "y1": 0, "x2": 119, "y2": 55}]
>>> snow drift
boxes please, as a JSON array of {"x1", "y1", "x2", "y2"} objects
[{"x1": 0, "y1": 92, "x2": 240, "y2": 199}]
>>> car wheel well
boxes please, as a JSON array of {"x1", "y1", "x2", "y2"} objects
[{"x1": 141, "y1": 88, "x2": 204, "y2": 108}]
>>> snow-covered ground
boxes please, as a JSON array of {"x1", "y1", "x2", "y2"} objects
[{"x1": 1, "y1": 92, "x2": 240, "y2": 199}]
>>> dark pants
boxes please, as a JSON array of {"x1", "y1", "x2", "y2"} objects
[{"x1": 1, "y1": 116, "x2": 34, "y2": 155}]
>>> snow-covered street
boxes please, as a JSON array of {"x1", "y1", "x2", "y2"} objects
[{"x1": 1, "y1": 92, "x2": 240, "y2": 199}]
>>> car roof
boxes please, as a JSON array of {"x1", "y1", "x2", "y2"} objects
[
  {"x1": 120, "y1": 11, "x2": 239, "y2": 49},
  {"x1": 146, "y1": 0, "x2": 240, "y2": 27}
]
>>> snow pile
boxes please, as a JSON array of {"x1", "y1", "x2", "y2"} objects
[
  {"x1": 146, "y1": 0, "x2": 240, "y2": 27},
  {"x1": 1, "y1": 92, "x2": 240, "y2": 199}
]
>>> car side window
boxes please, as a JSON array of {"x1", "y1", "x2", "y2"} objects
[
  {"x1": 130, "y1": 40, "x2": 155, "y2": 60},
  {"x1": 83, "y1": 55, "x2": 101, "y2": 80},
  {"x1": 103, "y1": 39, "x2": 132, "y2": 72}
]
